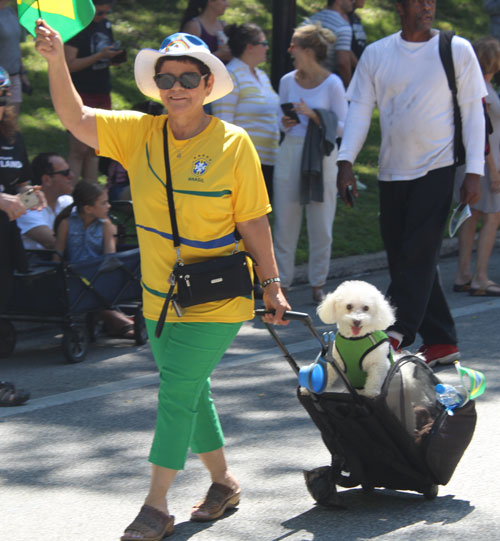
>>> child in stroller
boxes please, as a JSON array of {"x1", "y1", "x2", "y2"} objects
[{"x1": 54, "y1": 180, "x2": 135, "y2": 338}]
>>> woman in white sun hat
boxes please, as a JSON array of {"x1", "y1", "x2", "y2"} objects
[{"x1": 35, "y1": 21, "x2": 289, "y2": 541}]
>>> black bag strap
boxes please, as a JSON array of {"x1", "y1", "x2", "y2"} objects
[
  {"x1": 438, "y1": 30, "x2": 465, "y2": 166},
  {"x1": 155, "y1": 120, "x2": 180, "y2": 337},
  {"x1": 163, "y1": 120, "x2": 181, "y2": 249}
]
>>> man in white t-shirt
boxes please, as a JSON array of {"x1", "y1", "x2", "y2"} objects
[
  {"x1": 307, "y1": 0, "x2": 354, "y2": 87},
  {"x1": 336, "y1": 0, "x2": 486, "y2": 367},
  {"x1": 17, "y1": 152, "x2": 74, "y2": 249}
]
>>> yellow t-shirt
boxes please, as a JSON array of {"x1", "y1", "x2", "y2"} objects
[{"x1": 96, "y1": 111, "x2": 271, "y2": 322}]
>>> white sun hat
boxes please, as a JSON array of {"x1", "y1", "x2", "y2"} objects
[{"x1": 134, "y1": 32, "x2": 233, "y2": 105}]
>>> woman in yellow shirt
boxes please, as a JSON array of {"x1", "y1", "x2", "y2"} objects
[{"x1": 35, "y1": 24, "x2": 289, "y2": 541}]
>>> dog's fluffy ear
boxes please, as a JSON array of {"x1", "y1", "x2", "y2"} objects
[
  {"x1": 317, "y1": 292, "x2": 337, "y2": 324},
  {"x1": 376, "y1": 292, "x2": 396, "y2": 329}
]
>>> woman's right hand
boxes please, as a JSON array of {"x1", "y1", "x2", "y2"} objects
[
  {"x1": 35, "y1": 19, "x2": 64, "y2": 61},
  {"x1": 281, "y1": 115, "x2": 298, "y2": 129},
  {"x1": 99, "y1": 45, "x2": 125, "y2": 61}
]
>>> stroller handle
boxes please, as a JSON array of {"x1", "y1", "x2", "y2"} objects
[{"x1": 254, "y1": 309, "x2": 311, "y2": 322}]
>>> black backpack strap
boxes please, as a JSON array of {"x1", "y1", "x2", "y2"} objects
[{"x1": 438, "y1": 30, "x2": 465, "y2": 166}]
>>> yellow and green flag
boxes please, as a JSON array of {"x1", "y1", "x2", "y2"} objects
[
  {"x1": 455, "y1": 361, "x2": 486, "y2": 400},
  {"x1": 17, "y1": 0, "x2": 95, "y2": 43}
]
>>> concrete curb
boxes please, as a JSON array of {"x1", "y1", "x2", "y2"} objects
[{"x1": 292, "y1": 236, "x2": 460, "y2": 284}]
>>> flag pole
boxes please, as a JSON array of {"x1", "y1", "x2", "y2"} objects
[{"x1": 36, "y1": 0, "x2": 41, "y2": 18}]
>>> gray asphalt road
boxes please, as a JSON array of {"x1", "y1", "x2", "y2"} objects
[{"x1": 1, "y1": 245, "x2": 500, "y2": 541}]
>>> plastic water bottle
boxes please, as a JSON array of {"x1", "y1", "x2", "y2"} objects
[
  {"x1": 216, "y1": 30, "x2": 228, "y2": 46},
  {"x1": 435, "y1": 383, "x2": 466, "y2": 416}
]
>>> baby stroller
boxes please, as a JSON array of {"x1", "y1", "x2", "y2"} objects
[
  {"x1": 0, "y1": 248, "x2": 147, "y2": 364},
  {"x1": 256, "y1": 309, "x2": 477, "y2": 506}
]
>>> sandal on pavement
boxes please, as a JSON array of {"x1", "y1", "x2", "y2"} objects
[
  {"x1": 191, "y1": 482, "x2": 241, "y2": 522},
  {"x1": 0, "y1": 382, "x2": 30, "y2": 407},
  {"x1": 452, "y1": 280, "x2": 471, "y2": 292},
  {"x1": 469, "y1": 283, "x2": 500, "y2": 297},
  {"x1": 121, "y1": 505, "x2": 174, "y2": 541}
]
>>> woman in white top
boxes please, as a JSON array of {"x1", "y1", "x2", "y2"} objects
[
  {"x1": 454, "y1": 36, "x2": 500, "y2": 296},
  {"x1": 273, "y1": 24, "x2": 347, "y2": 303},
  {"x1": 212, "y1": 23, "x2": 279, "y2": 198}
]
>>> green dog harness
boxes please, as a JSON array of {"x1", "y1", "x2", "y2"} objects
[{"x1": 334, "y1": 330, "x2": 394, "y2": 389}]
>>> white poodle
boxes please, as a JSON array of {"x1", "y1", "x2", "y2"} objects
[{"x1": 316, "y1": 280, "x2": 396, "y2": 397}]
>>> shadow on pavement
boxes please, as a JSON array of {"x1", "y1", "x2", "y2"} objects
[{"x1": 276, "y1": 492, "x2": 474, "y2": 540}]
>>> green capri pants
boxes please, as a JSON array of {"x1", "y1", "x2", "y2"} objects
[{"x1": 146, "y1": 319, "x2": 242, "y2": 470}]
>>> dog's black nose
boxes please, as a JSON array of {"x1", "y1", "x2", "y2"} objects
[{"x1": 353, "y1": 320, "x2": 362, "y2": 327}]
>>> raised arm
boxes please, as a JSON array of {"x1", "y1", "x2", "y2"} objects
[{"x1": 35, "y1": 20, "x2": 98, "y2": 150}]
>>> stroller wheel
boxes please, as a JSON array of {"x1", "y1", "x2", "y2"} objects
[
  {"x1": 62, "y1": 325, "x2": 88, "y2": 364},
  {"x1": 0, "y1": 320, "x2": 16, "y2": 358},
  {"x1": 423, "y1": 484, "x2": 439, "y2": 500},
  {"x1": 134, "y1": 310, "x2": 148, "y2": 346}
]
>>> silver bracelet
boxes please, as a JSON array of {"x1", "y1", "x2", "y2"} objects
[{"x1": 261, "y1": 277, "x2": 281, "y2": 288}]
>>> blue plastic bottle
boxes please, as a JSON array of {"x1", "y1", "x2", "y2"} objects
[{"x1": 435, "y1": 383, "x2": 466, "y2": 416}]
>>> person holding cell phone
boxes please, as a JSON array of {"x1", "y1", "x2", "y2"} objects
[
  {"x1": 273, "y1": 24, "x2": 347, "y2": 304},
  {"x1": 64, "y1": 0, "x2": 124, "y2": 183}
]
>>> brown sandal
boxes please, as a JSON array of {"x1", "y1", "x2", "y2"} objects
[
  {"x1": 191, "y1": 482, "x2": 241, "y2": 522},
  {"x1": 121, "y1": 505, "x2": 174, "y2": 541}
]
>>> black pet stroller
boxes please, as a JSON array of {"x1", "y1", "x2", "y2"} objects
[
  {"x1": 0, "y1": 247, "x2": 147, "y2": 364},
  {"x1": 256, "y1": 309, "x2": 477, "y2": 506}
]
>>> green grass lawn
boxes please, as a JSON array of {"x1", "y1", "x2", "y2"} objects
[{"x1": 18, "y1": 0, "x2": 490, "y2": 261}]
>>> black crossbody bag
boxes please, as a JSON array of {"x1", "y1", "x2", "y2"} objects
[{"x1": 155, "y1": 121, "x2": 254, "y2": 338}]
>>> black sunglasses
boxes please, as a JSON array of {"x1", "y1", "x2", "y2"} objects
[
  {"x1": 254, "y1": 40, "x2": 269, "y2": 46},
  {"x1": 154, "y1": 72, "x2": 208, "y2": 90},
  {"x1": 96, "y1": 9, "x2": 112, "y2": 16},
  {"x1": 49, "y1": 168, "x2": 72, "y2": 177}
]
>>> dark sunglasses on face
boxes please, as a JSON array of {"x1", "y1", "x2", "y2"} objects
[
  {"x1": 49, "y1": 169, "x2": 72, "y2": 177},
  {"x1": 96, "y1": 9, "x2": 112, "y2": 16},
  {"x1": 154, "y1": 72, "x2": 208, "y2": 90},
  {"x1": 254, "y1": 40, "x2": 269, "y2": 46}
]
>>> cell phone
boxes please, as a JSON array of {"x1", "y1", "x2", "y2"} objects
[
  {"x1": 111, "y1": 40, "x2": 121, "y2": 50},
  {"x1": 19, "y1": 188, "x2": 39, "y2": 210},
  {"x1": 281, "y1": 102, "x2": 300, "y2": 123},
  {"x1": 345, "y1": 186, "x2": 354, "y2": 207}
]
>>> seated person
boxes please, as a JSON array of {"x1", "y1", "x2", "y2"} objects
[
  {"x1": 16, "y1": 152, "x2": 74, "y2": 250},
  {"x1": 54, "y1": 180, "x2": 135, "y2": 339}
]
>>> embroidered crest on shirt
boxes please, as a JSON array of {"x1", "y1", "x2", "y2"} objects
[{"x1": 189, "y1": 154, "x2": 212, "y2": 182}]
